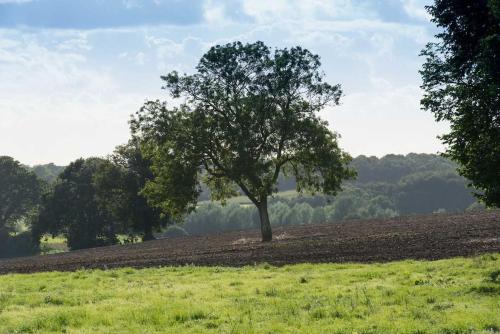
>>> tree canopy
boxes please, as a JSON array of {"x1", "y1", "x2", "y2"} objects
[
  {"x1": 31, "y1": 163, "x2": 65, "y2": 184},
  {"x1": 421, "y1": 0, "x2": 500, "y2": 207},
  {"x1": 93, "y1": 140, "x2": 169, "y2": 241},
  {"x1": 32, "y1": 158, "x2": 119, "y2": 250},
  {"x1": 132, "y1": 41, "x2": 355, "y2": 241},
  {"x1": 0, "y1": 156, "x2": 43, "y2": 233}
]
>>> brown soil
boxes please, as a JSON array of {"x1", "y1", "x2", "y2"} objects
[{"x1": 1, "y1": 211, "x2": 499, "y2": 274}]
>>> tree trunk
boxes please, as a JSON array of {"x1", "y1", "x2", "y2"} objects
[
  {"x1": 258, "y1": 199, "x2": 272, "y2": 242},
  {"x1": 143, "y1": 222, "x2": 155, "y2": 241}
]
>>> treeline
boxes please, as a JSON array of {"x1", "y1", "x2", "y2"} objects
[
  {"x1": 175, "y1": 154, "x2": 478, "y2": 236},
  {"x1": 0, "y1": 152, "x2": 480, "y2": 258},
  {"x1": 32, "y1": 141, "x2": 169, "y2": 251},
  {"x1": 30, "y1": 163, "x2": 65, "y2": 184},
  {"x1": 0, "y1": 141, "x2": 169, "y2": 258}
]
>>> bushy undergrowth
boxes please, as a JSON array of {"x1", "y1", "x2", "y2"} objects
[
  {"x1": 0, "y1": 254, "x2": 498, "y2": 333},
  {"x1": 0, "y1": 230, "x2": 39, "y2": 259}
]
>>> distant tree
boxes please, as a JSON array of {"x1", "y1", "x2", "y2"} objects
[
  {"x1": 285, "y1": 203, "x2": 313, "y2": 225},
  {"x1": 142, "y1": 153, "x2": 478, "y2": 236},
  {"x1": 366, "y1": 195, "x2": 397, "y2": 219},
  {"x1": 350, "y1": 153, "x2": 457, "y2": 184},
  {"x1": 183, "y1": 204, "x2": 226, "y2": 235},
  {"x1": 331, "y1": 194, "x2": 361, "y2": 221},
  {"x1": 223, "y1": 203, "x2": 253, "y2": 230},
  {"x1": 0, "y1": 231, "x2": 40, "y2": 259},
  {"x1": 311, "y1": 207, "x2": 326, "y2": 224},
  {"x1": 31, "y1": 163, "x2": 65, "y2": 183},
  {"x1": 132, "y1": 41, "x2": 355, "y2": 241},
  {"x1": 161, "y1": 225, "x2": 189, "y2": 238},
  {"x1": 0, "y1": 156, "x2": 43, "y2": 234},
  {"x1": 32, "y1": 158, "x2": 118, "y2": 250},
  {"x1": 396, "y1": 172, "x2": 476, "y2": 214},
  {"x1": 93, "y1": 140, "x2": 169, "y2": 241},
  {"x1": 350, "y1": 155, "x2": 413, "y2": 184},
  {"x1": 421, "y1": 0, "x2": 500, "y2": 207},
  {"x1": 269, "y1": 201, "x2": 292, "y2": 226}
]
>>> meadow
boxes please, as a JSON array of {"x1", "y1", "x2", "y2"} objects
[
  {"x1": 0, "y1": 254, "x2": 499, "y2": 333},
  {"x1": 39, "y1": 235, "x2": 68, "y2": 255}
]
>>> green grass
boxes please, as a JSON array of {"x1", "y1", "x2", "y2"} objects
[
  {"x1": 0, "y1": 255, "x2": 499, "y2": 333},
  {"x1": 200, "y1": 189, "x2": 305, "y2": 206},
  {"x1": 39, "y1": 235, "x2": 141, "y2": 255},
  {"x1": 41, "y1": 235, "x2": 66, "y2": 245},
  {"x1": 40, "y1": 235, "x2": 68, "y2": 255}
]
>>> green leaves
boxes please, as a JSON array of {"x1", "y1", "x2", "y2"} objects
[
  {"x1": 141, "y1": 144, "x2": 201, "y2": 219},
  {"x1": 93, "y1": 140, "x2": 168, "y2": 240},
  {"x1": 203, "y1": 175, "x2": 239, "y2": 205},
  {"x1": 0, "y1": 156, "x2": 43, "y2": 233},
  {"x1": 132, "y1": 41, "x2": 354, "y2": 237},
  {"x1": 421, "y1": 0, "x2": 500, "y2": 207},
  {"x1": 33, "y1": 158, "x2": 119, "y2": 250}
]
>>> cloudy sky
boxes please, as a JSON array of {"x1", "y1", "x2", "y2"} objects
[{"x1": 0, "y1": 0, "x2": 447, "y2": 166}]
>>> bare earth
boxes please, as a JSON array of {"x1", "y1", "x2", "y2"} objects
[{"x1": 1, "y1": 211, "x2": 499, "y2": 274}]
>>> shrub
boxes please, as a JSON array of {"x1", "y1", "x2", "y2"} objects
[
  {"x1": 161, "y1": 225, "x2": 189, "y2": 238},
  {"x1": 488, "y1": 270, "x2": 500, "y2": 283},
  {"x1": 470, "y1": 285, "x2": 500, "y2": 295},
  {"x1": 0, "y1": 230, "x2": 40, "y2": 259}
]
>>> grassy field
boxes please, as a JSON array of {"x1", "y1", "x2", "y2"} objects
[
  {"x1": 0, "y1": 255, "x2": 499, "y2": 334},
  {"x1": 39, "y1": 235, "x2": 68, "y2": 255},
  {"x1": 200, "y1": 189, "x2": 301, "y2": 206}
]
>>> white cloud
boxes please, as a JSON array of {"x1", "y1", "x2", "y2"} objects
[
  {"x1": 284, "y1": 29, "x2": 352, "y2": 50},
  {"x1": 203, "y1": 0, "x2": 232, "y2": 26},
  {"x1": 401, "y1": 0, "x2": 432, "y2": 21},
  {"x1": 299, "y1": 19, "x2": 431, "y2": 44},
  {"x1": 145, "y1": 34, "x2": 204, "y2": 72},
  {"x1": 56, "y1": 33, "x2": 92, "y2": 51},
  {"x1": 369, "y1": 33, "x2": 395, "y2": 56},
  {"x1": 242, "y1": 0, "x2": 374, "y2": 23},
  {"x1": 135, "y1": 51, "x2": 146, "y2": 65},
  {"x1": 227, "y1": 16, "x2": 431, "y2": 51},
  {"x1": 117, "y1": 51, "x2": 147, "y2": 65},
  {"x1": 146, "y1": 36, "x2": 184, "y2": 56},
  {"x1": 321, "y1": 80, "x2": 447, "y2": 157},
  {"x1": 0, "y1": 0, "x2": 444, "y2": 164},
  {"x1": 122, "y1": 0, "x2": 142, "y2": 10},
  {"x1": 0, "y1": 31, "x2": 143, "y2": 165}
]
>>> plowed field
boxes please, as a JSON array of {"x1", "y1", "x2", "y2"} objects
[{"x1": 1, "y1": 211, "x2": 499, "y2": 274}]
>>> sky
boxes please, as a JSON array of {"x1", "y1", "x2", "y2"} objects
[{"x1": 0, "y1": 0, "x2": 448, "y2": 166}]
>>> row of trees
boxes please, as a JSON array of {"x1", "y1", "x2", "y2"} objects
[
  {"x1": 0, "y1": 141, "x2": 171, "y2": 256},
  {"x1": 32, "y1": 141, "x2": 169, "y2": 251},
  {"x1": 1, "y1": 149, "x2": 476, "y2": 257},
  {"x1": 176, "y1": 155, "x2": 477, "y2": 236}
]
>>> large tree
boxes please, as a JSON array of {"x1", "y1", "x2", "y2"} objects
[
  {"x1": 420, "y1": 0, "x2": 500, "y2": 207},
  {"x1": 132, "y1": 41, "x2": 354, "y2": 241},
  {"x1": 93, "y1": 140, "x2": 169, "y2": 241},
  {"x1": 0, "y1": 156, "x2": 43, "y2": 233},
  {"x1": 32, "y1": 158, "x2": 118, "y2": 250}
]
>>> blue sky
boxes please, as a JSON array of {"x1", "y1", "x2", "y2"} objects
[{"x1": 0, "y1": 0, "x2": 447, "y2": 165}]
